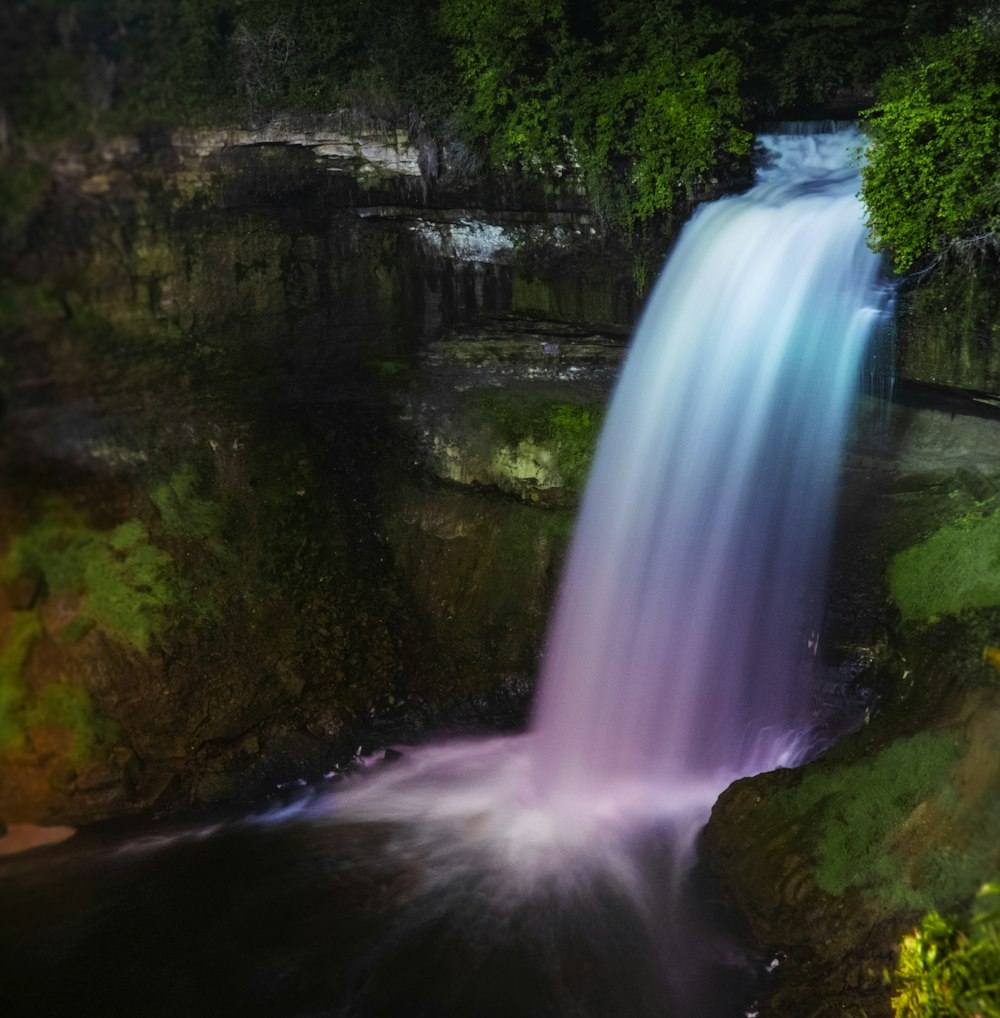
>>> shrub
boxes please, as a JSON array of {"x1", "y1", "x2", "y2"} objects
[
  {"x1": 891, "y1": 882, "x2": 1000, "y2": 1017},
  {"x1": 861, "y1": 17, "x2": 1000, "y2": 271}
]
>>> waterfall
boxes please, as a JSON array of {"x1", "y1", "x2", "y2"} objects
[
  {"x1": 301, "y1": 131, "x2": 892, "y2": 1015},
  {"x1": 0, "y1": 127, "x2": 894, "y2": 1018},
  {"x1": 331, "y1": 127, "x2": 889, "y2": 861},
  {"x1": 531, "y1": 126, "x2": 889, "y2": 817}
]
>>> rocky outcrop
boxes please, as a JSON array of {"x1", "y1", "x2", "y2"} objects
[
  {"x1": 0, "y1": 119, "x2": 644, "y2": 826},
  {"x1": 170, "y1": 122, "x2": 425, "y2": 179},
  {"x1": 405, "y1": 315, "x2": 624, "y2": 503},
  {"x1": 896, "y1": 261, "x2": 1000, "y2": 394},
  {"x1": 4, "y1": 125, "x2": 1000, "y2": 1018},
  {"x1": 705, "y1": 639, "x2": 1000, "y2": 1017},
  {"x1": 704, "y1": 393, "x2": 1000, "y2": 1016}
]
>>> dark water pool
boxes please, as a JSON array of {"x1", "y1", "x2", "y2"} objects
[{"x1": 0, "y1": 797, "x2": 758, "y2": 1017}]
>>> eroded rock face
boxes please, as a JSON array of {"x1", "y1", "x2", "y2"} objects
[
  {"x1": 896, "y1": 263, "x2": 1000, "y2": 394},
  {"x1": 4, "y1": 120, "x2": 1000, "y2": 965},
  {"x1": 406, "y1": 315, "x2": 625, "y2": 504},
  {"x1": 1, "y1": 122, "x2": 646, "y2": 826}
]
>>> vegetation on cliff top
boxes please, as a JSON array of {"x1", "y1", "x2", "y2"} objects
[
  {"x1": 441, "y1": 0, "x2": 752, "y2": 226},
  {"x1": 861, "y1": 15, "x2": 1000, "y2": 272},
  {"x1": 0, "y1": 0, "x2": 990, "y2": 249}
]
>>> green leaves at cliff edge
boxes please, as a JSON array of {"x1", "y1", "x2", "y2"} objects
[
  {"x1": 440, "y1": 0, "x2": 751, "y2": 229},
  {"x1": 861, "y1": 16, "x2": 1000, "y2": 271}
]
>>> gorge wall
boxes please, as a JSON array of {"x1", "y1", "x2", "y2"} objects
[
  {"x1": 0, "y1": 120, "x2": 644, "y2": 824},
  {"x1": 2, "y1": 119, "x2": 1000, "y2": 1016}
]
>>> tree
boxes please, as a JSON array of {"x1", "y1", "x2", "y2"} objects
[
  {"x1": 441, "y1": 0, "x2": 751, "y2": 229},
  {"x1": 861, "y1": 16, "x2": 1000, "y2": 271}
]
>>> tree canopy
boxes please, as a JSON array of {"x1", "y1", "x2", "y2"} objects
[
  {"x1": 441, "y1": 0, "x2": 752, "y2": 226},
  {"x1": 0, "y1": 0, "x2": 993, "y2": 256}
]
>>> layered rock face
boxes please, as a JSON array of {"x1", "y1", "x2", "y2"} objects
[{"x1": 0, "y1": 120, "x2": 641, "y2": 824}]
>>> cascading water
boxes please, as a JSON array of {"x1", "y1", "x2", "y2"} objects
[
  {"x1": 331, "y1": 126, "x2": 889, "y2": 859},
  {"x1": 532, "y1": 125, "x2": 889, "y2": 818},
  {"x1": 0, "y1": 126, "x2": 893, "y2": 1018},
  {"x1": 285, "y1": 128, "x2": 892, "y2": 1018}
]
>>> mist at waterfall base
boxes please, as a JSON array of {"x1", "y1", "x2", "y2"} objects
[{"x1": 0, "y1": 128, "x2": 890, "y2": 1017}]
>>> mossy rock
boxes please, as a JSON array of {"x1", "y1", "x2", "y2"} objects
[
  {"x1": 705, "y1": 638, "x2": 1000, "y2": 1018},
  {"x1": 1, "y1": 504, "x2": 175, "y2": 654},
  {"x1": 775, "y1": 732, "x2": 965, "y2": 909},
  {"x1": 384, "y1": 481, "x2": 571, "y2": 705},
  {"x1": 424, "y1": 386, "x2": 605, "y2": 503},
  {"x1": 888, "y1": 501, "x2": 1000, "y2": 622}
]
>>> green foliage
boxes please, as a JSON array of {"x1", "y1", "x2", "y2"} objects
[
  {"x1": 579, "y1": 36, "x2": 750, "y2": 225},
  {"x1": 4, "y1": 0, "x2": 992, "y2": 255},
  {"x1": 861, "y1": 17, "x2": 1000, "y2": 270},
  {"x1": 0, "y1": 612, "x2": 44, "y2": 751},
  {"x1": 0, "y1": 0, "x2": 455, "y2": 140},
  {"x1": 3, "y1": 504, "x2": 174, "y2": 652},
  {"x1": 442, "y1": 0, "x2": 751, "y2": 228},
  {"x1": 23, "y1": 682, "x2": 118, "y2": 763},
  {"x1": 109, "y1": 0, "x2": 236, "y2": 121},
  {"x1": 779, "y1": 733, "x2": 962, "y2": 906},
  {"x1": 0, "y1": 610, "x2": 114, "y2": 760},
  {"x1": 151, "y1": 464, "x2": 227, "y2": 551},
  {"x1": 0, "y1": 3, "x2": 99, "y2": 142},
  {"x1": 891, "y1": 883, "x2": 1000, "y2": 1017},
  {"x1": 547, "y1": 403, "x2": 603, "y2": 491},
  {"x1": 472, "y1": 391, "x2": 604, "y2": 492},
  {"x1": 441, "y1": 0, "x2": 571, "y2": 168},
  {"x1": 888, "y1": 502, "x2": 1000, "y2": 621},
  {"x1": 748, "y1": 0, "x2": 915, "y2": 109}
]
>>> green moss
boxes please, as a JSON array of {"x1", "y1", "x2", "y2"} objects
[
  {"x1": 58, "y1": 614, "x2": 97, "y2": 646},
  {"x1": 0, "y1": 612, "x2": 44, "y2": 752},
  {"x1": 780, "y1": 733, "x2": 963, "y2": 906},
  {"x1": 510, "y1": 267, "x2": 617, "y2": 324},
  {"x1": 3, "y1": 505, "x2": 174, "y2": 652},
  {"x1": 511, "y1": 272, "x2": 555, "y2": 317},
  {"x1": 897, "y1": 265, "x2": 1000, "y2": 392},
  {"x1": 471, "y1": 391, "x2": 604, "y2": 493},
  {"x1": 889, "y1": 505, "x2": 1000, "y2": 622},
  {"x1": 87, "y1": 521, "x2": 175, "y2": 650},
  {"x1": 151, "y1": 464, "x2": 226, "y2": 548},
  {"x1": 547, "y1": 404, "x2": 603, "y2": 492},
  {"x1": 383, "y1": 485, "x2": 573, "y2": 695},
  {"x1": 24, "y1": 683, "x2": 117, "y2": 764},
  {"x1": 0, "y1": 611, "x2": 114, "y2": 762}
]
